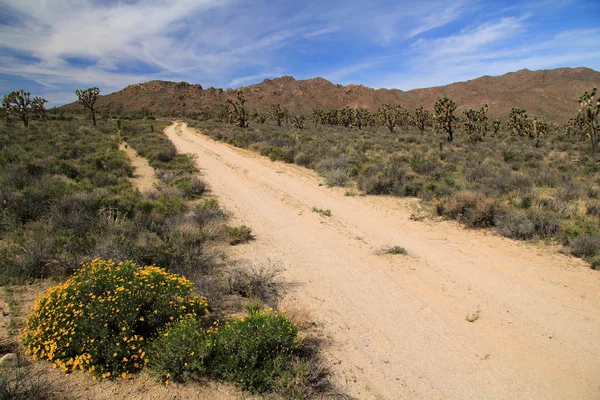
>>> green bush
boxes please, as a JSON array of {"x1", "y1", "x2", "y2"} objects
[
  {"x1": 226, "y1": 225, "x2": 253, "y2": 245},
  {"x1": 194, "y1": 198, "x2": 226, "y2": 226},
  {"x1": 22, "y1": 259, "x2": 209, "y2": 378},
  {"x1": 174, "y1": 177, "x2": 207, "y2": 199},
  {"x1": 384, "y1": 246, "x2": 407, "y2": 255},
  {"x1": 147, "y1": 318, "x2": 214, "y2": 383},
  {"x1": 211, "y1": 305, "x2": 302, "y2": 393},
  {"x1": 147, "y1": 306, "x2": 307, "y2": 394}
]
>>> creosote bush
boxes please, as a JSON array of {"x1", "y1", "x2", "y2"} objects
[{"x1": 22, "y1": 259, "x2": 209, "y2": 379}]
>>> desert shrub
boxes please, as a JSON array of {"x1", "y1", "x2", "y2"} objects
[
  {"x1": 528, "y1": 210, "x2": 561, "y2": 238},
  {"x1": 293, "y1": 152, "x2": 312, "y2": 167},
  {"x1": 210, "y1": 305, "x2": 302, "y2": 393},
  {"x1": 590, "y1": 256, "x2": 600, "y2": 270},
  {"x1": 174, "y1": 177, "x2": 206, "y2": 199},
  {"x1": 262, "y1": 146, "x2": 295, "y2": 163},
  {"x1": 146, "y1": 306, "x2": 314, "y2": 395},
  {"x1": 532, "y1": 169, "x2": 560, "y2": 187},
  {"x1": 410, "y1": 153, "x2": 444, "y2": 177},
  {"x1": 165, "y1": 221, "x2": 215, "y2": 278},
  {"x1": 495, "y1": 209, "x2": 535, "y2": 240},
  {"x1": 0, "y1": 352, "x2": 55, "y2": 400},
  {"x1": 586, "y1": 201, "x2": 600, "y2": 218},
  {"x1": 440, "y1": 191, "x2": 500, "y2": 228},
  {"x1": 557, "y1": 179, "x2": 581, "y2": 202},
  {"x1": 311, "y1": 207, "x2": 331, "y2": 217},
  {"x1": 358, "y1": 162, "x2": 408, "y2": 196},
  {"x1": 14, "y1": 220, "x2": 57, "y2": 280},
  {"x1": 226, "y1": 225, "x2": 253, "y2": 245},
  {"x1": 194, "y1": 198, "x2": 226, "y2": 226},
  {"x1": 383, "y1": 246, "x2": 407, "y2": 255},
  {"x1": 570, "y1": 235, "x2": 600, "y2": 258},
  {"x1": 587, "y1": 186, "x2": 600, "y2": 199},
  {"x1": 315, "y1": 154, "x2": 350, "y2": 174},
  {"x1": 492, "y1": 171, "x2": 532, "y2": 195},
  {"x1": 226, "y1": 263, "x2": 283, "y2": 307},
  {"x1": 156, "y1": 148, "x2": 176, "y2": 162},
  {"x1": 22, "y1": 259, "x2": 209, "y2": 378},
  {"x1": 135, "y1": 195, "x2": 185, "y2": 218},
  {"x1": 321, "y1": 168, "x2": 350, "y2": 187},
  {"x1": 146, "y1": 318, "x2": 214, "y2": 383}
]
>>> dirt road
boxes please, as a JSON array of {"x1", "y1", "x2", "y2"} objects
[
  {"x1": 119, "y1": 142, "x2": 156, "y2": 192},
  {"x1": 166, "y1": 122, "x2": 600, "y2": 399}
]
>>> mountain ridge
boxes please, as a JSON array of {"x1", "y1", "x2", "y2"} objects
[{"x1": 61, "y1": 67, "x2": 600, "y2": 124}]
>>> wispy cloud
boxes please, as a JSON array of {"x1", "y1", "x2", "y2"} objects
[
  {"x1": 304, "y1": 26, "x2": 341, "y2": 39},
  {"x1": 407, "y1": 1, "x2": 467, "y2": 38},
  {"x1": 229, "y1": 70, "x2": 285, "y2": 87},
  {"x1": 410, "y1": 15, "x2": 527, "y2": 60}
]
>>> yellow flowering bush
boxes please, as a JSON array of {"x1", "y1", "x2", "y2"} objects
[{"x1": 22, "y1": 259, "x2": 208, "y2": 378}]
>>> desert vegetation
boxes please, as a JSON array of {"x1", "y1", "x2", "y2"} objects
[
  {"x1": 187, "y1": 88, "x2": 600, "y2": 268},
  {"x1": 0, "y1": 105, "x2": 336, "y2": 398}
]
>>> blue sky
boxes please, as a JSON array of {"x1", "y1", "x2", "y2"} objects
[{"x1": 0, "y1": 0, "x2": 598, "y2": 106}]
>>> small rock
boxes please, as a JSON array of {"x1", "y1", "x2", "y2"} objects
[{"x1": 0, "y1": 353, "x2": 17, "y2": 367}]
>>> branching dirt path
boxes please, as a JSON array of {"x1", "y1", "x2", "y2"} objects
[
  {"x1": 166, "y1": 122, "x2": 600, "y2": 400},
  {"x1": 120, "y1": 142, "x2": 156, "y2": 192}
]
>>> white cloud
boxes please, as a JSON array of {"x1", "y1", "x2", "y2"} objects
[
  {"x1": 410, "y1": 16, "x2": 526, "y2": 60},
  {"x1": 304, "y1": 26, "x2": 341, "y2": 38},
  {"x1": 407, "y1": 1, "x2": 467, "y2": 38},
  {"x1": 229, "y1": 70, "x2": 284, "y2": 87}
]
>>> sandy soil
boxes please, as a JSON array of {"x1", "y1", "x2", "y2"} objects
[
  {"x1": 119, "y1": 142, "x2": 156, "y2": 192},
  {"x1": 165, "y1": 122, "x2": 600, "y2": 400}
]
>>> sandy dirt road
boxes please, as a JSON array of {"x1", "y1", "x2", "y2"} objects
[
  {"x1": 119, "y1": 142, "x2": 156, "y2": 192},
  {"x1": 166, "y1": 122, "x2": 600, "y2": 400}
]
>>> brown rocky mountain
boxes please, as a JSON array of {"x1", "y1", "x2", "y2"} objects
[{"x1": 62, "y1": 67, "x2": 600, "y2": 124}]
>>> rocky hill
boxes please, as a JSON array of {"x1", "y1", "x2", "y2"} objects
[{"x1": 61, "y1": 67, "x2": 600, "y2": 124}]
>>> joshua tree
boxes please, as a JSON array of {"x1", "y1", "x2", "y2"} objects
[
  {"x1": 355, "y1": 108, "x2": 371, "y2": 130},
  {"x1": 3, "y1": 90, "x2": 32, "y2": 127},
  {"x1": 31, "y1": 97, "x2": 48, "y2": 119},
  {"x1": 311, "y1": 108, "x2": 323, "y2": 127},
  {"x1": 434, "y1": 97, "x2": 457, "y2": 142},
  {"x1": 564, "y1": 114, "x2": 585, "y2": 138},
  {"x1": 579, "y1": 87, "x2": 600, "y2": 157},
  {"x1": 2, "y1": 96, "x2": 10, "y2": 122},
  {"x1": 292, "y1": 114, "x2": 306, "y2": 129},
  {"x1": 508, "y1": 107, "x2": 529, "y2": 137},
  {"x1": 492, "y1": 119, "x2": 501, "y2": 135},
  {"x1": 413, "y1": 106, "x2": 431, "y2": 133},
  {"x1": 251, "y1": 110, "x2": 267, "y2": 124},
  {"x1": 532, "y1": 117, "x2": 548, "y2": 148},
  {"x1": 226, "y1": 89, "x2": 249, "y2": 128},
  {"x1": 271, "y1": 104, "x2": 286, "y2": 127},
  {"x1": 338, "y1": 106, "x2": 354, "y2": 129},
  {"x1": 377, "y1": 104, "x2": 404, "y2": 134},
  {"x1": 75, "y1": 87, "x2": 100, "y2": 126},
  {"x1": 463, "y1": 104, "x2": 489, "y2": 141}
]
